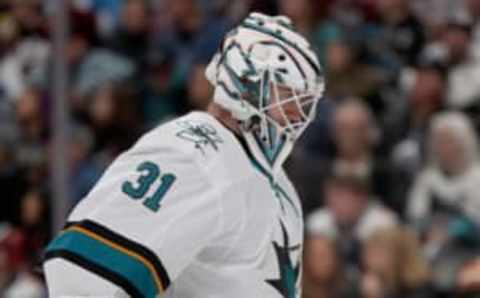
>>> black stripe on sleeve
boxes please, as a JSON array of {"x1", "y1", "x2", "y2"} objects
[
  {"x1": 63, "y1": 221, "x2": 78, "y2": 229},
  {"x1": 75, "y1": 220, "x2": 171, "y2": 289}
]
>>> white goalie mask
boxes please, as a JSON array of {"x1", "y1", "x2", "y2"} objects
[{"x1": 206, "y1": 13, "x2": 325, "y2": 176}]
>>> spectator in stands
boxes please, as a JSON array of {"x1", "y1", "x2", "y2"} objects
[
  {"x1": 153, "y1": 0, "x2": 230, "y2": 104},
  {"x1": 141, "y1": 50, "x2": 181, "y2": 127},
  {"x1": 324, "y1": 40, "x2": 385, "y2": 112},
  {"x1": 87, "y1": 82, "x2": 143, "y2": 157},
  {"x1": 387, "y1": 65, "x2": 446, "y2": 212},
  {"x1": 369, "y1": 0, "x2": 426, "y2": 71},
  {"x1": 407, "y1": 112, "x2": 480, "y2": 292},
  {"x1": 329, "y1": 99, "x2": 395, "y2": 208},
  {"x1": 0, "y1": 188, "x2": 49, "y2": 293},
  {"x1": 361, "y1": 227, "x2": 432, "y2": 298},
  {"x1": 17, "y1": 189, "x2": 49, "y2": 266},
  {"x1": 307, "y1": 173, "x2": 398, "y2": 274},
  {"x1": 0, "y1": 13, "x2": 49, "y2": 103},
  {"x1": 31, "y1": 9, "x2": 92, "y2": 94},
  {"x1": 107, "y1": 0, "x2": 153, "y2": 72},
  {"x1": 15, "y1": 89, "x2": 45, "y2": 143},
  {"x1": 288, "y1": 97, "x2": 388, "y2": 214},
  {"x1": 0, "y1": 238, "x2": 45, "y2": 297},
  {"x1": 303, "y1": 233, "x2": 359, "y2": 298},
  {"x1": 71, "y1": 22, "x2": 136, "y2": 105},
  {"x1": 278, "y1": 0, "x2": 320, "y2": 38},
  {"x1": 287, "y1": 39, "x2": 383, "y2": 209},
  {"x1": 443, "y1": 19, "x2": 480, "y2": 110},
  {"x1": 412, "y1": 0, "x2": 469, "y2": 31},
  {"x1": 9, "y1": 0, "x2": 46, "y2": 38},
  {"x1": 408, "y1": 112, "x2": 480, "y2": 231},
  {"x1": 33, "y1": 9, "x2": 135, "y2": 107},
  {"x1": 14, "y1": 89, "x2": 48, "y2": 191}
]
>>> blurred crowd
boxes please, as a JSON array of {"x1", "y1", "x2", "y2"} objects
[{"x1": 0, "y1": 0, "x2": 480, "y2": 297}]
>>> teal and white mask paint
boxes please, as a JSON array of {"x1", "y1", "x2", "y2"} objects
[{"x1": 206, "y1": 13, "x2": 325, "y2": 176}]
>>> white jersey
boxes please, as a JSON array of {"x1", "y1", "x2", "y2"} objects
[{"x1": 44, "y1": 112, "x2": 304, "y2": 298}]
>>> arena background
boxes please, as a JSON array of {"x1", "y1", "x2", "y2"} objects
[{"x1": 1, "y1": 0, "x2": 480, "y2": 297}]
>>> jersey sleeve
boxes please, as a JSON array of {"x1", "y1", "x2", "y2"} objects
[{"x1": 56, "y1": 139, "x2": 233, "y2": 297}]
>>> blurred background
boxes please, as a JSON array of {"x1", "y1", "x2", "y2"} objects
[{"x1": 1, "y1": 0, "x2": 480, "y2": 297}]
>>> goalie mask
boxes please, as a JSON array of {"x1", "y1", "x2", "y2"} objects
[{"x1": 205, "y1": 13, "x2": 325, "y2": 176}]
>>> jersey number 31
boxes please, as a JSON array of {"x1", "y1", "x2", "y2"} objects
[{"x1": 121, "y1": 161, "x2": 176, "y2": 212}]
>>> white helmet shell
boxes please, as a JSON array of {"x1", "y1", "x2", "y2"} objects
[{"x1": 205, "y1": 12, "x2": 325, "y2": 176}]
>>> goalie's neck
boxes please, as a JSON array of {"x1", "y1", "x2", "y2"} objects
[
  {"x1": 207, "y1": 102, "x2": 287, "y2": 179},
  {"x1": 207, "y1": 102, "x2": 243, "y2": 136}
]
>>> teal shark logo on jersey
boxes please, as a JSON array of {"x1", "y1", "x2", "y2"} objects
[
  {"x1": 176, "y1": 121, "x2": 223, "y2": 154},
  {"x1": 266, "y1": 222, "x2": 300, "y2": 298}
]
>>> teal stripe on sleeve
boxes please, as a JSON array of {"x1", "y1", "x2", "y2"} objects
[{"x1": 46, "y1": 230, "x2": 159, "y2": 298}]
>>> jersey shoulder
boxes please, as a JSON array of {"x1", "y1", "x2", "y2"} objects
[
  {"x1": 134, "y1": 112, "x2": 228, "y2": 162},
  {"x1": 134, "y1": 112, "x2": 254, "y2": 187}
]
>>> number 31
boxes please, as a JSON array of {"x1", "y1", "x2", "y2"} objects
[{"x1": 121, "y1": 161, "x2": 176, "y2": 212}]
